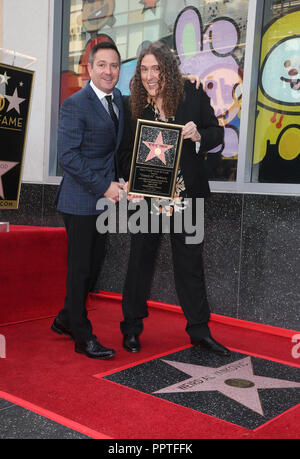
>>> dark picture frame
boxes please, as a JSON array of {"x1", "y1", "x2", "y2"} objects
[{"x1": 127, "y1": 119, "x2": 184, "y2": 199}]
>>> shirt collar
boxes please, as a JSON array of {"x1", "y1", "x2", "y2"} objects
[{"x1": 90, "y1": 80, "x2": 114, "y2": 101}]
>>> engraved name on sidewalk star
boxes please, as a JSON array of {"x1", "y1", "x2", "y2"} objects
[
  {"x1": 143, "y1": 131, "x2": 173, "y2": 165},
  {"x1": 154, "y1": 357, "x2": 300, "y2": 416}
]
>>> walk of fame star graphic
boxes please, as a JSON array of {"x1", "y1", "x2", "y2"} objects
[
  {"x1": 0, "y1": 161, "x2": 19, "y2": 199},
  {"x1": 143, "y1": 131, "x2": 173, "y2": 165},
  {"x1": 154, "y1": 357, "x2": 300, "y2": 416},
  {"x1": 5, "y1": 88, "x2": 26, "y2": 114},
  {"x1": 0, "y1": 71, "x2": 11, "y2": 85}
]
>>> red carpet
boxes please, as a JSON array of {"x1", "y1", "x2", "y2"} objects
[
  {"x1": 0, "y1": 226, "x2": 67, "y2": 324},
  {"x1": 0, "y1": 294, "x2": 299, "y2": 439},
  {"x1": 0, "y1": 226, "x2": 299, "y2": 439}
]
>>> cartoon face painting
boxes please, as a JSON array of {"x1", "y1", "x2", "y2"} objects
[
  {"x1": 282, "y1": 53, "x2": 300, "y2": 93},
  {"x1": 174, "y1": 7, "x2": 243, "y2": 158},
  {"x1": 253, "y1": 10, "x2": 300, "y2": 164},
  {"x1": 261, "y1": 37, "x2": 300, "y2": 105},
  {"x1": 82, "y1": 0, "x2": 115, "y2": 33},
  {"x1": 203, "y1": 66, "x2": 242, "y2": 124}
]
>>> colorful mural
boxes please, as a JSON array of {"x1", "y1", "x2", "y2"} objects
[
  {"x1": 253, "y1": 9, "x2": 300, "y2": 182},
  {"x1": 81, "y1": 0, "x2": 116, "y2": 34},
  {"x1": 139, "y1": 0, "x2": 160, "y2": 14},
  {"x1": 60, "y1": 0, "x2": 249, "y2": 180},
  {"x1": 174, "y1": 6, "x2": 243, "y2": 161}
]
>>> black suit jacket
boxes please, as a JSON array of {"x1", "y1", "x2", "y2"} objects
[{"x1": 119, "y1": 81, "x2": 224, "y2": 198}]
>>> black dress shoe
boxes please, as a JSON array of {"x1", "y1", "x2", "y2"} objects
[
  {"x1": 123, "y1": 334, "x2": 141, "y2": 353},
  {"x1": 191, "y1": 336, "x2": 231, "y2": 356},
  {"x1": 75, "y1": 337, "x2": 115, "y2": 359},
  {"x1": 51, "y1": 317, "x2": 75, "y2": 341}
]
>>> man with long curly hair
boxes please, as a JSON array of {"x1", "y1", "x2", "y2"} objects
[{"x1": 119, "y1": 41, "x2": 230, "y2": 357}]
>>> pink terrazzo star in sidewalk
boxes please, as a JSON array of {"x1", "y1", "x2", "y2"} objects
[{"x1": 154, "y1": 357, "x2": 300, "y2": 416}]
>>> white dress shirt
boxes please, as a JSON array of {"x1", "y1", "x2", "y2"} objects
[{"x1": 90, "y1": 80, "x2": 119, "y2": 119}]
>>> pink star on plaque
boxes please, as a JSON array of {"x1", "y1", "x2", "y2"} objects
[
  {"x1": 5, "y1": 88, "x2": 25, "y2": 114},
  {"x1": 143, "y1": 132, "x2": 173, "y2": 165},
  {"x1": 0, "y1": 161, "x2": 19, "y2": 199}
]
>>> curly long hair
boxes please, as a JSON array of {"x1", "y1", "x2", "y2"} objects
[{"x1": 130, "y1": 42, "x2": 185, "y2": 119}]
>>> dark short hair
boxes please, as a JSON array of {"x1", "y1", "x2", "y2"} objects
[{"x1": 89, "y1": 41, "x2": 121, "y2": 66}]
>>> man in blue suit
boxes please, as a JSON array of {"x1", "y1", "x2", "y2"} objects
[{"x1": 51, "y1": 42, "x2": 124, "y2": 359}]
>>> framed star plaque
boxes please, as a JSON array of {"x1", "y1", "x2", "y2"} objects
[
  {"x1": 127, "y1": 119, "x2": 184, "y2": 199},
  {"x1": 0, "y1": 63, "x2": 34, "y2": 209}
]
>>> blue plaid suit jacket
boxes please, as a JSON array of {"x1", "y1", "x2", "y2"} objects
[{"x1": 56, "y1": 82, "x2": 124, "y2": 215}]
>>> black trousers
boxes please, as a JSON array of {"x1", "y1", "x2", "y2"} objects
[
  {"x1": 120, "y1": 207, "x2": 211, "y2": 342},
  {"x1": 57, "y1": 213, "x2": 106, "y2": 342}
]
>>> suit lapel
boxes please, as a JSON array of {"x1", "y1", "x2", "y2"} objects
[
  {"x1": 85, "y1": 82, "x2": 115, "y2": 130},
  {"x1": 85, "y1": 83, "x2": 125, "y2": 143},
  {"x1": 113, "y1": 88, "x2": 124, "y2": 150}
]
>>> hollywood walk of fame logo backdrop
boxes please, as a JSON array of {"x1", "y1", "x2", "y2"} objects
[
  {"x1": 97, "y1": 348, "x2": 300, "y2": 430},
  {"x1": 0, "y1": 64, "x2": 34, "y2": 209},
  {"x1": 128, "y1": 119, "x2": 183, "y2": 199}
]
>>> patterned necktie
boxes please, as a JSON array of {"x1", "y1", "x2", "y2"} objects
[
  {"x1": 105, "y1": 95, "x2": 119, "y2": 179},
  {"x1": 105, "y1": 95, "x2": 119, "y2": 133}
]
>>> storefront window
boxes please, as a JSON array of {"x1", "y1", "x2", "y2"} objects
[
  {"x1": 251, "y1": 0, "x2": 300, "y2": 184},
  {"x1": 56, "y1": 0, "x2": 250, "y2": 181}
]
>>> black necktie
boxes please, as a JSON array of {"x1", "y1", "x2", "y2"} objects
[{"x1": 105, "y1": 95, "x2": 119, "y2": 133}]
